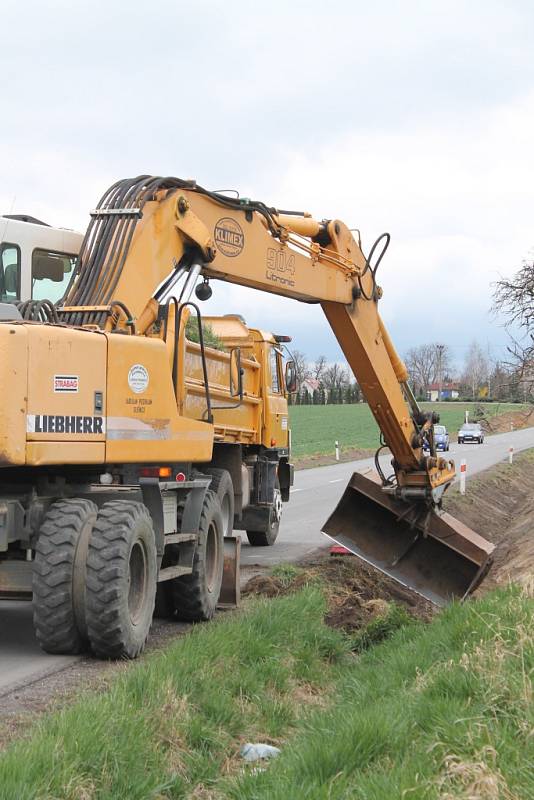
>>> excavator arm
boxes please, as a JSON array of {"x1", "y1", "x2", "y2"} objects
[{"x1": 60, "y1": 176, "x2": 494, "y2": 603}]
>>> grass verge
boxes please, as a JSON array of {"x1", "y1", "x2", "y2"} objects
[
  {"x1": 226, "y1": 585, "x2": 534, "y2": 799},
  {"x1": 0, "y1": 589, "x2": 347, "y2": 799},
  {"x1": 0, "y1": 584, "x2": 532, "y2": 798}
]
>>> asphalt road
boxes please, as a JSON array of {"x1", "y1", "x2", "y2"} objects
[{"x1": 2, "y1": 426, "x2": 533, "y2": 696}]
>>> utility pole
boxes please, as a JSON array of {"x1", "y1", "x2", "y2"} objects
[{"x1": 436, "y1": 344, "x2": 445, "y2": 402}]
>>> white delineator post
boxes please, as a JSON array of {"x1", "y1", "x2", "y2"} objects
[
  {"x1": 335, "y1": 440, "x2": 340, "y2": 461},
  {"x1": 459, "y1": 459, "x2": 467, "y2": 495},
  {"x1": 509, "y1": 446, "x2": 514, "y2": 465}
]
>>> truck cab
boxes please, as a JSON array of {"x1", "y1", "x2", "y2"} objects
[{"x1": 0, "y1": 215, "x2": 83, "y2": 303}]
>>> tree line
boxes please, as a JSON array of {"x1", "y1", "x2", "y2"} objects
[{"x1": 288, "y1": 353, "x2": 362, "y2": 405}]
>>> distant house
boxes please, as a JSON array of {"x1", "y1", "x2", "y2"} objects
[
  {"x1": 300, "y1": 378, "x2": 321, "y2": 395},
  {"x1": 427, "y1": 382, "x2": 459, "y2": 401}
]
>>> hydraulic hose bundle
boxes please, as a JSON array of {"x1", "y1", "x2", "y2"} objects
[{"x1": 60, "y1": 176, "x2": 288, "y2": 329}]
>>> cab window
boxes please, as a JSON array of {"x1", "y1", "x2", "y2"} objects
[
  {"x1": 270, "y1": 346, "x2": 281, "y2": 393},
  {"x1": 32, "y1": 249, "x2": 77, "y2": 303},
  {"x1": 0, "y1": 243, "x2": 21, "y2": 301}
]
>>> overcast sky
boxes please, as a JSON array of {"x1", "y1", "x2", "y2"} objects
[{"x1": 2, "y1": 0, "x2": 533, "y2": 368}]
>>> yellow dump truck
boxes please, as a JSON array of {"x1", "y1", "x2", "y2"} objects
[{"x1": 0, "y1": 304, "x2": 294, "y2": 657}]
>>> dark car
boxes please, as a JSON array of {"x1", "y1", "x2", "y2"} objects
[
  {"x1": 433, "y1": 424, "x2": 450, "y2": 451},
  {"x1": 422, "y1": 424, "x2": 450, "y2": 452},
  {"x1": 457, "y1": 422, "x2": 484, "y2": 444}
]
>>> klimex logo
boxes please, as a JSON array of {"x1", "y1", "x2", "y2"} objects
[{"x1": 214, "y1": 218, "x2": 244, "y2": 257}]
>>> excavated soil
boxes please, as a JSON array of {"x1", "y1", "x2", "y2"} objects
[
  {"x1": 243, "y1": 556, "x2": 436, "y2": 633},
  {"x1": 444, "y1": 449, "x2": 534, "y2": 592},
  {"x1": 482, "y1": 407, "x2": 534, "y2": 434}
]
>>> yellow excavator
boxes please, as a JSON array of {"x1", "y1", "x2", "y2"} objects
[{"x1": 0, "y1": 176, "x2": 494, "y2": 658}]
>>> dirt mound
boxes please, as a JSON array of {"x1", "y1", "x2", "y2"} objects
[
  {"x1": 483, "y1": 407, "x2": 534, "y2": 434},
  {"x1": 243, "y1": 556, "x2": 434, "y2": 633},
  {"x1": 444, "y1": 449, "x2": 534, "y2": 591}
]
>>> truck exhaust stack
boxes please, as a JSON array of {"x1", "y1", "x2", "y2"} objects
[{"x1": 322, "y1": 471, "x2": 495, "y2": 606}]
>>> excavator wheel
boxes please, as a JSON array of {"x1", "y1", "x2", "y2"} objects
[
  {"x1": 204, "y1": 468, "x2": 235, "y2": 537},
  {"x1": 246, "y1": 479, "x2": 282, "y2": 547},
  {"x1": 33, "y1": 498, "x2": 97, "y2": 655},
  {"x1": 170, "y1": 490, "x2": 224, "y2": 621},
  {"x1": 85, "y1": 500, "x2": 157, "y2": 659}
]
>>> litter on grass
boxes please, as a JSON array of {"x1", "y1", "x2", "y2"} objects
[{"x1": 240, "y1": 743, "x2": 281, "y2": 762}]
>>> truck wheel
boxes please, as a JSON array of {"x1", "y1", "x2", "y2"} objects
[
  {"x1": 33, "y1": 498, "x2": 97, "y2": 655},
  {"x1": 85, "y1": 501, "x2": 157, "y2": 659},
  {"x1": 246, "y1": 482, "x2": 282, "y2": 547},
  {"x1": 170, "y1": 490, "x2": 224, "y2": 621},
  {"x1": 205, "y1": 468, "x2": 234, "y2": 536}
]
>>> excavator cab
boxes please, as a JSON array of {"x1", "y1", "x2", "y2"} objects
[{"x1": 323, "y1": 470, "x2": 494, "y2": 605}]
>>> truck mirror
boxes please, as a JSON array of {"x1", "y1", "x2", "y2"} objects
[
  {"x1": 230, "y1": 347, "x2": 243, "y2": 399},
  {"x1": 285, "y1": 360, "x2": 298, "y2": 393}
]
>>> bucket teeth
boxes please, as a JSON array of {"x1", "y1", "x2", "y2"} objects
[{"x1": 322, "y1": 471, "x2": 494, "y2": 606}]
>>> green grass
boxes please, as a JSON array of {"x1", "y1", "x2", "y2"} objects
[
  {"x1": 227, "y1": 586, "x2": 534, "y2": 799},
  {"x1": 0, "y1": 590, "x2": 347, "y2": 800},
  {"x1": 289, "y1": 402, "x2": 528, "y2": 457},
  {"x1": 1, "y1": 585, "x2": 532, "y2": 799}
]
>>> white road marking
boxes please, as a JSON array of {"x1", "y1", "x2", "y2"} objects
[{"x1": 329, "y1": 478, "x2": 344, "y2": 483}]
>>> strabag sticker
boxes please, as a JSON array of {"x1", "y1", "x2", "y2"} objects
[
  {"x1": 54, "y1": 375, "x2": 79, "y2": 393},
  {"x1": 128, "y1": 364, "x2": 149, "y2": 394},
  {"x1": 27, "y1": 415, "x2": 105, "y2": 434},
  {"x1": 281, "y1": 417, "x2": 288, "y2": 430}
]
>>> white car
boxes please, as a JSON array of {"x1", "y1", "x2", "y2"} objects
[{"x1": 457, "y1": 422, "x2": 484, "y2": 444}]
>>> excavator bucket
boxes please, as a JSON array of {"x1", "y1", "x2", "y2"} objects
[{"x1": 322, "y1": 471, "x2": 494, "y2": 606}]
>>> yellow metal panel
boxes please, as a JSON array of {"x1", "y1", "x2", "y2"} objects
[
  {"x1": 0, "y1": 324, "x2": 28, "y2": 465},
  {"x1": 181, "y1": 340, "x2": 261, "y2": 444},
  {"x1": 201, "y1": 315, "x2": 252, "y2": 342},
  {"x1": 26, "y1": 326, "x2": 107, "y2": 443},
  {"x1": 187, "y1": 193, "x2": 357, "y2": 303},
  {"x1": 105, "y1": 334, "x2": 214, "y2": 463},
  {"x1": 321, "y1": 302, "x2": 418, "y2": 470},
  {"x1": 26, "y1": 442, "x2": 105, "y2": 466}
]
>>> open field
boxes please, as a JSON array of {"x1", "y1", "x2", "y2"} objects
[{"x1": 289, "y1": 401, "x2": 530, "y2": 457}]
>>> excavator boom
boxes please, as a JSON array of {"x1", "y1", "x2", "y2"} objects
[{"x1": 59, "y1": 175, "x2": 493, "y2": 603}]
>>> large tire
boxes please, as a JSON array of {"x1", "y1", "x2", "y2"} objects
[
  {"x1": 205, "y1": 468, "x2": 234, "y2": 537},
  {"x1": 246, "y1": 481, "x2": 282, "y2": 547},
  {"x1": 33, "y1": 498, "x2": 97, "y2": 655},
  {"x1": 85, "y1": 501, "x2": 157, "y2": 659},
  {"x1": 170, "y1": 490, "x2": 224, "y2": 622}
]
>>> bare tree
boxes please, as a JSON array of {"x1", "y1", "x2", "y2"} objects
[
  {"x1": 291, "y1": 349, "x2": 310, "y2": 391},
  {"x1": 461, "y1": 341, "x2": 489, "y2": 399},
  {"x1": 312, "y1": 355, "x2": 327, "y2": 382},
  {"x1": 405, "y1": 343, "x2": 452, "y2": 397},
  {"x1": 323, "y1": 362, "x2": 349, "y2": 402},
  {"x1": 494, "y1": 258, "x2": 534, "y2": 400}
]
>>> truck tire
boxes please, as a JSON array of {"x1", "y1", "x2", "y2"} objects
[
  {"x1": 85, "y1": 500, "x2": 157, "y2": 659},
  {"x1": 246, "y1": 481, "x2": 282, "y2": 547},
  {"x1": 170, "y1": 490, "x2": 224, "y2": 621},
  {"x1": 204, "y1": 468, "x2": 234, "y2": 537},
  {"x1": 33, "y1": 498, "x2": 97, "y2": 655}
]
